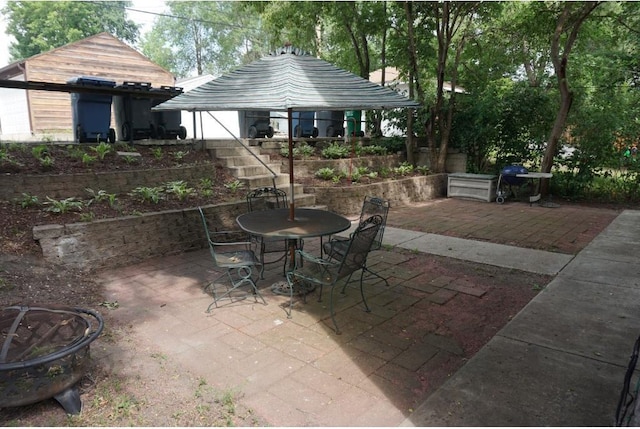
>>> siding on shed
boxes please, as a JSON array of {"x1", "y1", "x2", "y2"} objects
[
  {"x1": 0, "y1": 75, "x2": 31, "y2": 138},
  {"x1": 1, "y1": 32, "x2": 175, "y2": 141}
]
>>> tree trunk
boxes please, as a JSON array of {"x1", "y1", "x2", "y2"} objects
[
  {"x1": 540, "y1": 2, "x2": 599, "y2": 196},
  {"x1": 404, "y1": 1, "x2": 420, "y2": 165}
]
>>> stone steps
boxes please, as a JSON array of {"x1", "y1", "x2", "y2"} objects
[{"x1": 206, "y1": 140, "x2": 317, "y2": 207}]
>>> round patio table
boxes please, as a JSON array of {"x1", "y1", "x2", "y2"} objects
[{"x1": 236, "y1": 208, "x2": 351, "y2": 295}]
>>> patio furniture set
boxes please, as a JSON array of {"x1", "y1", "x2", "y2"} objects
[{"x1": 197, "y1": 190, "x2": 390, "y2": 334}]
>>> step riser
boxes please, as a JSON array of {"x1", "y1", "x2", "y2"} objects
[
  {"x1": 229, "y1": 164, "x2": 283, "y2": 177},
  {"x1": 216, "y1": 156, "x2": 274, "y2": 167},
  {"x1": 210, "y1": 147, "x2": 262, "y2": 157},
  {"x1": 241, "y1": 176, "x2": 291, "y2": 188}
]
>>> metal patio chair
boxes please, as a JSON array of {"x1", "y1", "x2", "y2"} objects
[
  {"x1": 246, "y1": 187, "x2": 291, "y2": 278},
  {"x1": 198, "y1": 207, "x2": 265, "y2": 311},
  {"x1": 286, "y1": 214, "x2": 383, "y2": 334},
  {"x1": 323, "y1": 196, "x2": 390, "y2": 287}
]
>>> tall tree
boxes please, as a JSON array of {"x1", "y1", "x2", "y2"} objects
[
  {"x1": 141, "y1": 1, "x2": 269, "y2": 78},
  {"x1": 534, "y1": 1, "x2": 601, "y2": 197},
  {"x1": 3, "y1": 1, "x2": 138, "y2": 61},
  {"x1": 402, "y1": 1, "x2": 483, "y2": 171}
]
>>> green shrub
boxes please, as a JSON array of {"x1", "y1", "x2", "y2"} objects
[
  {"x1": 90, "y1": 142, "x2": 113, "y2": 160},
  {"x1": 18, "y1": 193, "x2": 40, "y2": 208},
  {"x1": 321, "y1": 142, "x2": 350, "y2": 159},
  {"x1": 43, "y1": 197, "x2": 84, "y2": 213},
  {"x1": 280, "y1": 141, "x2": 315, "y2": 159},
  {"x1": 129, "y1": 186, "x2": 164, "y2": 204},
  {"x1": 165, "y1": 180, "x2": 195, "y2": 200},
  {"x1": 315, "y1": 167, "x2": 335, "y2": 180},
  {"x1": 357, "y1": 145, "x2": 388, "y2": 156}
]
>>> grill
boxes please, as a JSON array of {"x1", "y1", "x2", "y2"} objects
[{"x1": 0, "y1": 304, "x2": 104, "y2": 414}]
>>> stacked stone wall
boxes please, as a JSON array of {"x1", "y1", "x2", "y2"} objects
[{"x1": 0, "y1": 164, "x2": 218, "y2": 200}]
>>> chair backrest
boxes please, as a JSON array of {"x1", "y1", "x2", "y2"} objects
[
  {"x1": 198, "y1": 207, "x2": 217, "y2": 260},
  {"x1": 246, "y1": 187, "x2": 288, "y2": 212},
  {"x1": 359, "y1": 196, "x2": 390, "y2": 251},
  {"x1": 337, "y1": 214, "x2": 383, "y2": 279}
]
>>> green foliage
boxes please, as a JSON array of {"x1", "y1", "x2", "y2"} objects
[
  {"x1": 321, "y1": 142, "x2": 350, "y2": 159},
  {"x1": 82, "y1": 153, "x2": 96, "y2": 166},
  {"x1": 3, "y1": 1, "x2": 139, "y2": 61},
  {"x1": 122, "y1": 155, "x2": 140, "y2": 165},
  {"x1": 129, "y1": 186, "x2": 164, "y2": 204},
  {"x1": 280, "y1": 141, "x2": 316, "y2": 159},
  {"x1": 2, "y1": 1, "x2": 138, "y2": 61},
  {"x1": 151, "y1": 148, "x2": 163, "y2": 160},
  {"x1": 416, "y1": 165, "x2": 430, "y2": 175},
  {"x1": 140, "y1": 1, "x2": 266, "y2": 78},
  {"x1": 164, "y1": 180, "x2": 195, "y2": 200},
  {"x1": 392, "y1": 162, "x2": 414, "y2": 176},
  {"x1": 173, "y1": 150, "x2": 189, "y2": 161},
  {"x1": 31, "y1": 144, "x2": 48, "y2": 160},
  {"x1": 224, "y1": 180, "x2": 245, "y2": 193},
  {"x1": 357, "y1": 145, "x2": 388, "y2": 156},
  {"x1": 39, "y1": 156, "x2": 55, "y2": 170},
  {"x1": 43, "y1": 196, "x2": 83, "y2": 214},
  {"x1": 315, "y1": 167, "x2": 335, "y2": 180},
  {"x1": 18, "y1": 193, "x2": 40, "y2": 208},
  {"x1": 90, "y1": 142, "x2": 113, "y2": 160},
  {"x1": 85, "y1": 188, "x2": 117, "y2": 207}
]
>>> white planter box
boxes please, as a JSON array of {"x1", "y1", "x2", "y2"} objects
[{"x1": 447, "y1": 173, "x2": 497, "y2": 203}]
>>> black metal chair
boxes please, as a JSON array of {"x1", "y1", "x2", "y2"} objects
[
  {"x1": 246, "y1": 187, "x2": 291, "y2": 278},
  {"x1": 198, "y1": 207, "x2": 265, "y2": 311},
  {"x1": 323, "y1": 196, "x2": 390, "y2": 286},
  {"x1": 286, "y1": 214, "x2": 383, "y2": 334}
]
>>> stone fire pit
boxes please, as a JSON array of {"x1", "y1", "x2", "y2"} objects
[{"x1": 0, "y1": 304, "x2": 104, "y2": 414}]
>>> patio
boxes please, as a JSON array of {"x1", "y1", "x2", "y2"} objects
[{"x1": 90, "y1": 198, "x2": 622, "y2": 426}]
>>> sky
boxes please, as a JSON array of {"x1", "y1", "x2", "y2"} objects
[{"x1": 0, "y1": 0, "x2": 165, "y2": 68}]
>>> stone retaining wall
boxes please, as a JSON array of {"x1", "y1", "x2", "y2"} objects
[
  {"x1": 32, "y1": 174, "x2": 447, "y2": 270},
  {"x1": 284, "y1": 154, "x2": 403, "y2": 176},
  {"x1": 306, "y1": 174, "x2": 447, "y2": 216},
  {"x1": 0, "y1": 164, "x2": 218, "y2": 200},
  {"x1": 33, "y1": 202, "x2": 244, "y2": 270}
]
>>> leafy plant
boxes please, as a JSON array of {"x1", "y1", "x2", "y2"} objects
[
  {"x1": 31, "y1": 144, "x2": 49, "y2": 159},
  {"x1": 129, "y1": 186, "x2": 164, "y2": 204},
  {"x1": 321, "y1": 142, "x2": 350, "y2": 159},
  {"x1": 151, "y1": 147, "x2": 163, "y2": 160},
  {"x1": 280, "y1": 141, "x2": 316, "y2": 159},
  {"x1": 90, "y1": 142, "x2": 113, "y2": 160},
  {"x1": 18, "y1": 193, "x2": 40, "y2": 208},
  {"x1": 85, "y1": 188, "x2": 117, "y2": 207},
  {"x1": 39, "y1": 156, "x2": 55, "y2": 169},
  {"x1": 173, "y1": 150, "x2": 189, "y2": 161},
  {"x1": 393, "y1": 162, "x2": 414, "y2": 176},
  {"x1": 416, "y1": 165, "x2": 430, "y2": 175},
  {"x1": 224, "y1": 180, "x2": 245, "y2": 193},
  {"x1": 43, "y1": 196, "x2": 84, "y2": 213},
  {"x1": 315, "y1": 167, "x2": 335, "y2": 180},
  {"x1": 82, "y1": 153, "x2": 97, "y2": 166},
  {"x1": 164, "y1": 180, "x2": 195, "y2": 200},
  {"x1": 358, "y1": 144, "x2": 388, "y2": 156},
  {"x1": 80, "y1": 212, "x2": 95, "y2": 222},
  {"x1": 123, "y1": 155, "x2": 140, "y2": 164},
  {"x1": 199, "y1": 177, "x2": 213, "y2": 188}
]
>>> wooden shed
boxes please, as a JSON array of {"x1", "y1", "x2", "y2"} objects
[{"x1": 0, "y1": 32, "x2": 176, "y2": 142}]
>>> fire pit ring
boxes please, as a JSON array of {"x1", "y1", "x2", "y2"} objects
[{"x1": 0, "y1": 304, "x2": 104, "y2": 414}]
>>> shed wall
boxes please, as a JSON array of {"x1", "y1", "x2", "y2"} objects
[{"x1": 3, "y1": 33, "x2": 176, "y2": 141}]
